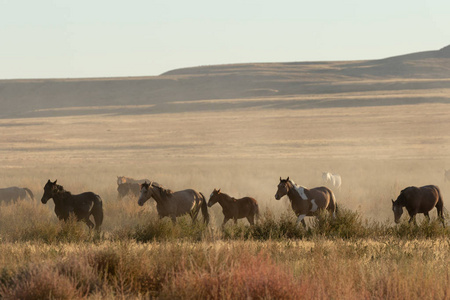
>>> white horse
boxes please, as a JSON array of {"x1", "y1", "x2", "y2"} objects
[{"x1": 322, "y1": 172, "x2": 341, "y2": 190}]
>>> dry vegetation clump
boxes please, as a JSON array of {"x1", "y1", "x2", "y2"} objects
[
  {"x1": 1, "y1": 264, "x2": 80, "y2": 300},
  {"x1": 162, "y1": 251, "x2": 302, "y2": 299}
]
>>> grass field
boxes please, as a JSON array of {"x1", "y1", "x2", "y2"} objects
[{"x1": 0, "y1": 98, "x2": 450, "y2": 298}]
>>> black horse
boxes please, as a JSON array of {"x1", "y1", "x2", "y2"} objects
[
  {"x1": 41, "y1": 180, "x2": 103, "y2": 231},
  {"x1": 392, "y1": 185, "x2": 445, "y2": 227}
]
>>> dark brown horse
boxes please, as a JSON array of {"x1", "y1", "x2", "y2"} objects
[
  {"x1": 275, "y1": 177, "x2": 337, "y2": 227},
  {"x1": 392, "y1": 185, "x2": 445, "y2": 226},
  {"x1": 41, "y1": 180, "x2": 103, "y2": 231},
  {"x1": 208, "y1": 189, "x2": 259, "y2": 227},
  {"x1": 117, "y1": 182, "x2": 140, "y2": 200},
  {"x1": 0, "y1": 186, "x2": 34, "y2": 203},
  {"x1": 138, "y1": 182, "x2": 209, "y2": 224}
]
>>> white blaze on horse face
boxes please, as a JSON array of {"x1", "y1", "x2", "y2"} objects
[
  {"x1": 296, "y1": 214, "x2": 306, "y2": 225},
  {"x1": 310, "y1": 199, "x2": 318, "y2": 212}
]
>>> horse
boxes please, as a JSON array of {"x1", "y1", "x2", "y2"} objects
[
  {"x1": 322, "y1": 172, "x2": 342, "y2": 189},
  {"x1": 208, "y1": 189, "x2": 259, "y2": 227},
  {"x1": 275, "y1": 177, "x2": 337, "y2": 227},
  {"x1": 392, "y1": 185, "x2": 445, "y2": 227},
  {"x1": 138, "y1": 182, "x2": 209, "y2": 224},
  {"x1": 0, "y1": 186, "x2": 34, "y2": 204},
  {"x1": 41, "y1": 180, "x2": 104, "y2": 231},
  {"x1": 117, "y1": 182, "x2": 141, "y2": 200},
  {"x1": 117, "y1": 176, "x2": 150, "y2": 185}
]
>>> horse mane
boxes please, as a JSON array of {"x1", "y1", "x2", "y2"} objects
[
  {"x1": 288, "y1": 179, "x2": 298, "y2": 188},
  {"x1": 287, "y1": 179, "x2": 309, "y2": 200},
  {"x1": 53, "y1": 184, "x2": 72, "y2": 202},
  {"x1": 153, "y1": 184, "x2": 173, "y2": 198},
  {"x1": 221, "y1": 192, "x2": 236, "y2": 202}
]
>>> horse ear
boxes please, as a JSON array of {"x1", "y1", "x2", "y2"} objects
[
  {"x1": 279, "y1": 177, "x2": 282, "y2": 181},
  {"x1": 218, "y1": 189, "x2": 221, "y2": 194},
  {"x1": 287, "y1": 176, "x2": 289, "y2": 181},
  {"x1": 53, "y1": 180, "x2": 57, "y2": 184},
  {"x1": 391, "y1": 199, "x2": 394, "y2": 204}
]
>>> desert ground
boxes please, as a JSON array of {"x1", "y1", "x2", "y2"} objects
[
  {"x1": 1, "y1": 47, "x2": 450, "y2": 298},
  {"x1": 1, "y1": 101, "x2": 450, "y2": 223}
]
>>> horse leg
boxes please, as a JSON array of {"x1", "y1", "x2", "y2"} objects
[
  {"x1": 296, "y1": 214, "x2": 307, "y2": 228},
  {"x1": 247, "y1": 215, "x2": 255, "y2": 226},
  {"x1": 171, "y1": 215, "x2": 177, "y2": 224},
  {"x1": 408, "y1": 215, "x2": 417, "y2": 226},
  {"x1": 83, "y1": 217, "x2": 95, "y2": 230},
  {"x1": 424, "y1": 212, "x2": 430, "y2": 222},
  {"x1": 222, "y1": 217, "x2": 230, "y2": 228},
  {"x1": 191, "y1": 206, "x2": 200, "y2": 223}
]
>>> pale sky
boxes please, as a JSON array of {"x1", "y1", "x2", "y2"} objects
[{"x1": 1, "y1": 0, "x2": 449, "y2": 79}]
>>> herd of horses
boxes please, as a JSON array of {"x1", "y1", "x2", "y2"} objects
[{"x1": 0, "y1": 174, "x2": 446, "y2": 231}]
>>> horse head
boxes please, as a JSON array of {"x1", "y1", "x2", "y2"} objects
[
  {"x1": 41, "y1": 179, "x2": 58, "y2": 204},
  {"x1": 208, "y1": 188, "x2": 221, "y2": 207},
  {"x1": 138, "y1": 181, "x2": 152, "y2": 206},
  {"x1": 275, "y1": 177, "x2": 289, "y2": 200},
  {"x1": 391, "y1": 198, "x2": 404, "y2": 224}
]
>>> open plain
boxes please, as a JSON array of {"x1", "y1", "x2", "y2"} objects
[{"x1": 1, "y1": 46, "x2": 450, "y2": 298}]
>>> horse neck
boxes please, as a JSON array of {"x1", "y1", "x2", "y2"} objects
[
  {"x1": 217, "y1": 193, "x2": 234, "y2": 207},
  {"x1": 286, "y1": 182, "x2": 304, "y2": 202},
  {"x1": 149, "y1": 186, "x2": 164, "y2": 203},
  {"x1": 394, "y1": 196, "x2": 406, "y2": 207},
  {"x1": 52, "y1": 188, "x2": 71, "y2": 206}
]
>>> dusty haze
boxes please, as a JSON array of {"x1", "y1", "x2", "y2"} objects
[{"x1": 1, "y1": 45, "x2": 450, "y2": 226}]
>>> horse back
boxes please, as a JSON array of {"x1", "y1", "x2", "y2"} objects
[
  {"x1": 236, "y1": 197, "x2": 258, "y2": 212},
  {"x1": 309, "y1": 186, "x2": 336, "y2": 211},
  {"x1": 169, "y1": 189, "x2": 202, "y2": 216},
  {"x1": 403, "y1": 185, "x2": 440, "y2": 213},
  {"x1": 0, "y1": 187, "x2": 27, "y2": 203},
  {"x1": 71, "y1": 192, "x2": 102, "y2": 207}
]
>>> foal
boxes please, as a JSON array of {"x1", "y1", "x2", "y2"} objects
[{"x1": 208, "y1": 189, "x2": 259, "y2": 227}]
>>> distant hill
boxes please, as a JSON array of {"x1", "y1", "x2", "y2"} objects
[{"x1": 1, "y1": 45, "x2": 450, "y2": 118}]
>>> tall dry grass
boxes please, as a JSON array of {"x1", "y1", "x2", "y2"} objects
[{"x1": 0, "y1": 239, "x2": 449, "y2": 299}]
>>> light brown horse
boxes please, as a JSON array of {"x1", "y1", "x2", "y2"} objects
[
  {"x1": 208, "y1": 189, "x2": 259, "y2": 227},
  {"x1": 392, "y1": 185, "x2": 445, "y2": 226},
  {"x1": 0, "y1": 186, "x2": 34, "y2": 204},
  {"x1": 138, "y1": 182, "x2": 209, "y2": 224},
  {"x1": 275, "y1": 177, "x2": 337, "y2": 227},
  {"x1": 117, "y1": 176, "x2": 150, "y2": 185}
]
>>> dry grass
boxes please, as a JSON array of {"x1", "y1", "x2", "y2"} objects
[{"x1": 0, "y1": 239, "x2": 449, "y2": 299}]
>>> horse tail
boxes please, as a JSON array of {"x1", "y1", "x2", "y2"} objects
[
  {"x1": 23, "y1": 187, "x2": 34, "y2": 200},
  {"x1": 435, "y1": 186, "x2": 445, "y2": 224},
  {"x1": 199, "y1": 192, "x2": 210, "y2": 224},
  {"x1": 92, "y1": 194, "x2": 104, "y2": 231},
  {"x1": 329, "y1": 189, "x2": 338, "y2": 217}
]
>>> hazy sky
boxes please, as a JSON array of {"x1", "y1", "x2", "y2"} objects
[{"x1": 1, "y1": 0, "x2": 449, "y2": 79}]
